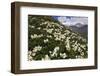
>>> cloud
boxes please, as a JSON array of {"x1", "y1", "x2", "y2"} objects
[{"x1": 57, "y1": 16, "x2": 88, "y2": 26}]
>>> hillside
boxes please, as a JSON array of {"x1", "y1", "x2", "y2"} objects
[
  {"x1": 28, "y1": 15, "x2": 88, "y2": 61},
  {"x1": 70, "y1": 25, "x2": 88, "y2": 38}
]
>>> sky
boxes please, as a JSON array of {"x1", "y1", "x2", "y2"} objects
[{"x1": 53, "y1": 16, "x2": 88, "y2": 26}]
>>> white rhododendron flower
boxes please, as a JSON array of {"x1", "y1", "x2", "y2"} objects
[
  {"x1": 45, "y1": 55, "x2": 50, "y2": 60},
  {"x1": 35, "y1": 46, "x2": 42, "y2": 51},
  {"x1": 81, "y1": 45, "x2": 86, "y2": 49},
  {"x1": 31, "y1": 34, "x2": 38, "y2": 39},
  {"x1": 51, "y1": 47, "x2": 59, "y2": 57},
  {"x1": 44, "y1": 39, "x2": 49, "y2": 43},
  {"x1": 40, "y1": 21, "x2": 48, "y2": 25},
  {"x1": 54, "y1": 47, "x2": 60, "y2": 51},
  {"x1": 42, "y1": 55, "x2": 50, "y2": 60},
  {"x1": 28, "y1": 55, "x2": 33, "y2": 61},
  {"x1": 55, "y1": 37, "x2": 61, "y2": 41},
  {"x1": 37, "y1": 27, "x2": 41, "y2": 30},
  {"x1": 81, "y1": 52, "x2": 84, "y2": 56},
  {"x1": 32, "y1": 49, "x2": 37, "y2": 52},
  {"x1": 46, "y1": 29, "x2": 53, "y2": 33},
  {"x1": 32, "y1": 46, "x2": 42, "y2": 52},
  {"x1": 64, "y1": 30, "x2": 70, "y2": 34},
  {"x1": 65, "y1": 43, "x2": 70, "y2": 51},
  {"x1": 29, "y1": 25, "x2": 35, "y2": 28},
  {"x1": 47, "y1": 35, "x2": 52, "y2": 38},
  {"x1": 32, "y1": 53, "x2": 36, "y2": 56},
  {"x1": 78, "y1": 47, "x2": 82, "y2": 52},
  {"x1": 73, "y1": 45, "x2": 78, "y2": 51},
  {"x1": 61, "y1": 34, "x2": 65, "y2": 39},
  {"x1": 31, "y1": 34, "x2": 43, "y2": 39},
  {"x1": 31, "y1": 34, "x2": 34, "y2": 39},
  {"x1": 49, "y1": 51, "x2": 52, "y2": 54},
  {"x1": 60, "y1": 53, "x2": 67, "y2": 58}
]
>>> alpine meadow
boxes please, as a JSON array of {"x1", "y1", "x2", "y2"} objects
[{"x1": 28, "y1": 15, "x2": 88, "y2": 61}]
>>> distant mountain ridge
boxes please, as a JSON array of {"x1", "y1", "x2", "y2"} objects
[
  {"x1": 75, "y1": 23, "x2": 87, "y2": 27},
  {"x1": 69, "y1": 24, "x2": 88, "y2": 38}
]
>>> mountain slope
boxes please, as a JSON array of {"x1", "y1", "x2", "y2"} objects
[
  {"x1": 28, "y1": 15, "x2": 88, "y2": 61},
  {"x1": 70, "y1": 25, "x2": 88, "y2": 38}
]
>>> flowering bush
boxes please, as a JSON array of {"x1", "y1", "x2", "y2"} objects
[{"x1": 28, "y1": 15, "x2": 88, "y2": 61}]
